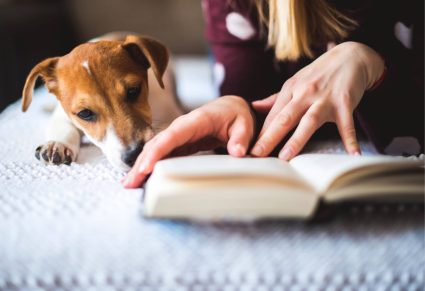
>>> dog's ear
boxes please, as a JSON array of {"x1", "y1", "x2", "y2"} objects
[
  {"x1": 122, "y1": 35, "x2": 169, "y2": 89},
  {"x1": 22, "y1": 57, "x2": 59, "y2": 112}
]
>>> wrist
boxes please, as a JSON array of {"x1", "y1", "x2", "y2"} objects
[
  {"x1": 347, "y1": 42, "x2": 386, "y2": 90},
  {"x1": 368, "y1": 65, "x2": 387, "y2": 91}
]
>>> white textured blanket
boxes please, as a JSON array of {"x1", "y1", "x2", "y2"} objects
[{"x1": 0, "y1": 75, "x2": 423, "y2": 290}]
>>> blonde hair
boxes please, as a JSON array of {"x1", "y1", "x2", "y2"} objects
[{"x1": 254, "y1": 0, "x2": 357, "y2": 61}]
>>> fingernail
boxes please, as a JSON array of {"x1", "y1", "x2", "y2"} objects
[
  {"x1": 251, "y1": 144, "x2": 264, "y2": 156},
  {"x1": 352, "y1": 151, "x2": 361, "y2": 156},
  {"x1": 121, "y1": 176, "x2": 129, "y2": 186},
  {"x1": 138, "y1": 161, "x2": 148, "y2": 173},
  {"x1": 234, "y1": 143, "x2": 245, "y2": 156},
  {"x1": 279, "y1": 148, "x2": 292, "y2": 160}
]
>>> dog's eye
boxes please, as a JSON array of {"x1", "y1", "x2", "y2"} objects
[
  {"x1": 126, "y1": 86, "x2": 140, "y2": 102},
  {"x1": 77, "y1": 109, "x2": 96, "y2": 121}
]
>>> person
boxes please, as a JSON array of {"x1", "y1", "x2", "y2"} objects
[{"x1": 122, "y1": 0, "x2": 424, "y2": 188}]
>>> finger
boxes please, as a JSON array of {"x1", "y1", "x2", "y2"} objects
[
  {"x1": 121, "y1": 137, "x2": 160, "y2": 188},
  {"x1": 123, "y1": 129, "x2": 189, "y2": 188},
  {"x1": 251, "y1": 94, "x2": 277, "y2": 113},
  {"x1": 122, "y1": 113, "x2": 210, "y2": 188},
  {"x1": 336, "y1": 111, "x2": 361, "y2": 155},
  {"x1": 251, "y1": 101, "x2": 305, "y2": 157},
  {"x1": 259, "y1": 87, "x2": 293, "y2": 136},
  {"x1": 227, "y1": 116, "x2": 254, "y2": 157},
  {"x1": 327, "y1": 41, "x2": 337, "y2": 51},
  {"x1": 278, "y1": 105, "x2": 326, "y2": 160},
  {"x1": 260, "y1": 78, "x2": 296, "y2": 126}
]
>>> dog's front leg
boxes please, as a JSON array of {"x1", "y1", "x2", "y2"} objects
[{"x1": 35, "y1": 104, "x2": 81, "y2": 165}]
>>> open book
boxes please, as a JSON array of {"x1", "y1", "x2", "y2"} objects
[{"x1": 143, "y1": 154, "x2": 424, "y2": 219}]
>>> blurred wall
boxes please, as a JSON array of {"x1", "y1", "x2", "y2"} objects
[
  {"x1": 0, "y1": 0, "x2": 77, "y2": 111},
  {"x1": 66, "y1": 0, "x2": 207, "y2": 55}
]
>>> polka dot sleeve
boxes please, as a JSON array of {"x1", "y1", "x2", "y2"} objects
[{"x1": 203, "y1": 0, "x2": 283, "y2": 102}]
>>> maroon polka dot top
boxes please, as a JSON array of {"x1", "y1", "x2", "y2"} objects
[{"x1": 202, "y1": 0, "x2": 424, "y2": 155}]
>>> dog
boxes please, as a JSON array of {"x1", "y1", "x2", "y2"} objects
[{"x1": 21, "y1": 32, "x2": 183, "y2": 171}]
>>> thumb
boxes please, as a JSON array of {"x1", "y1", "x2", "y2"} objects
[
  {"x1": 252, "y1": 94, "x2": 277, "y2": 113},
  {"x1": 227, "y1": 117, "x2": 253, "y2": 157}
]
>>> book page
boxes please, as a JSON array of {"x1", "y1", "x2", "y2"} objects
[
  {"x1": 154, "y1": 155, "x2": 311, "y2": 188},
  {"x1": 325, "y1": 170, "x2": 424, "y2": 202},
  {"x1": 289, "y1": 153, "x2": 423, "y2": 194}
]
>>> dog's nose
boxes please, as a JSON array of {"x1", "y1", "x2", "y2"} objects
[{"x1": 122, "y1": 141, "x2": 144, "y2": 167}]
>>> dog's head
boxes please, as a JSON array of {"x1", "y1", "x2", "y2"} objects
[{"x1": 21, "y1": 35, "x2": 169, "y2": 170}]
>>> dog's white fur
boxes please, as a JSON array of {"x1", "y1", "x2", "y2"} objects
[
  {"x1": 46, "y1": 104, "x2": 81, "y2": 160},
  {"x1": 87, "y1": 125, "x2": 128, "y2": 169},
  {"x1": 81, "y1": 60, "x2": 92, "y2": 76}
]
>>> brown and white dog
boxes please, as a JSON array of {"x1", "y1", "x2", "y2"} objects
[{"x1": 21, "y1": 32, "x2": 183, "y2": 170}]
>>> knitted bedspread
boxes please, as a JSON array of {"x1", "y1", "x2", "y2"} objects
[{"x1": 0, "y1": 87, "x2": 423, "y2": 291}]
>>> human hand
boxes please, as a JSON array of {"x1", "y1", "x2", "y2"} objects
[
  {"x1": 122, "y1": 95, "x2": 255, "y2": 188},
  {"x1": 251, "y1": 41, "x2": 385, "y2": 160}
]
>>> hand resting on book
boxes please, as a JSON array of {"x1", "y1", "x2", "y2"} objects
[
  {"x1": 250, "y1": 42, "x2": 385, "y2": 160},
  {"x1": 123, "y1": 96, "x2": 255, "y2": 188}
]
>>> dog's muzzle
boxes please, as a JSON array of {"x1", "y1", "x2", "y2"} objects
[{"x1": 122, "y1": 141, "x2": 145, "y2": 167}]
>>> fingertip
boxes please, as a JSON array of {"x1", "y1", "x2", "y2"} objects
[
  {"x1": 251, "y1": 99, "x2": 263, "y2": 106},
  {"x1": 121, "y1": 166, "x2": 144, "y2": 188},
  {"x1": 122, "y1": 182, "x2": 133, "y2": 189},
  {"x1": 278, "y1": 147, "x2": 292, "y2": 161},
  {"x1": 251, "y1": 95, "x2": 277, "y2": 112},
  {"x1": 122, "y1": 173, "x2": 145, "y2": 189},
  {"x1": 337, "y1": 120, "x2": 360, "y2": 158},
  {"x1": 121, "y1": 175, "x2": 133, "y2": 188},
  {"x1": 343, "y1": 139, "x2": 360, "y2": 156},
  {"x1": 229, "y1": 143, "x2": 246, "y2": 157},
  {"x1": 251, "y1": 102, "x2": 263, "y2": 111}
]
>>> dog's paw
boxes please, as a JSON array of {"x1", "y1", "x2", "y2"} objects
[{"x1": 35, "y1": 141, "x2": 75, "y2": 165}]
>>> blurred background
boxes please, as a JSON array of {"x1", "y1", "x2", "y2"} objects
[{"x1": 0, "y1": 0, "x2": 209, "y2": 112}]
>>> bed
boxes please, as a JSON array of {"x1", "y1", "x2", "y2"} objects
[{"x1": 0, "y1": 56, "x2": 423, "y2": 291}]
